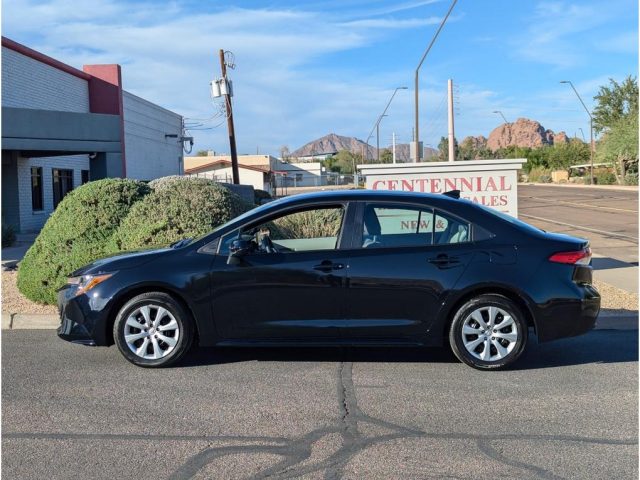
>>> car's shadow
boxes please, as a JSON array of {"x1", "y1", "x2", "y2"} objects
[{"x1": 180, "y1": 329, "x2": 638, "y2": 370}]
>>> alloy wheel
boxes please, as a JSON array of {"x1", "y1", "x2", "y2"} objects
[
  {"x1": 461, "y1": 306, "x2": 519, "y2": 362},
  {"x1": 123, "y1": 304, "x2": 180, "y2": 360}
]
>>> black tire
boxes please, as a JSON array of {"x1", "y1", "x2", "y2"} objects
[
  {"x1": 113, "y1": 292, "x2": 194, "y2": 368},
  {"x1": 449, "y1": 294, "x2": 528, "y2": 370}
]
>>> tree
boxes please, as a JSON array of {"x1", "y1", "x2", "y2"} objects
[
  {"x1": 379, "y1": 149, "x2": 393, "y2": 163},
  {"x1": 280, "y1": 145, "x2": 290, "y2": 161},
  {"x1": 437, "y1": 137, "x2": 458, "y2": 161},
  {"x1": 323, "y1": 150, "x2": 358, "y2": 174},
  {"x1": 195, "y1": 150, "x2": 209, "y2": 157},
  {"x1": 547, "y1": 140, "x2": 590, "y2": 170},
  {"x1": 592, "y1": 76, "x2": 638, "y2": 134},
  {"x1": 596, "y1": 113, "x2": 639, "y2": 183}
]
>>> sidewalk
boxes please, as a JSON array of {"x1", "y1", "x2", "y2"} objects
[{"x1": 592, "y1": 254, "x2": 638, "y2": 294}]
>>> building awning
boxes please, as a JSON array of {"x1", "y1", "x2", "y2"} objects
[{"x1": 2, "y1": 107, "x2": 121, "y2": 156}]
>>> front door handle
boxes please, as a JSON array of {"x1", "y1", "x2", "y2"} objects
[{"x1": 313, "y1": 260, "x2": 344, "y2": 272}]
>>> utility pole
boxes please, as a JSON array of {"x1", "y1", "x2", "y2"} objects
[
  {"x1": 219, "y1": 49, "x2": 239, "y2": 184},
  {"x1": 413, "y1": 0, "x2": 458, "y2": 162},
  {"x1": 392, "y1": 132, "x2": 397, "y2": 163},
  {"x1": 447, "y1": 79, "x2": 455, "y2": 162}
]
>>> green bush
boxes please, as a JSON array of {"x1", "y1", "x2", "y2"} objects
[
  {"x1": 111, "y1": 177, "x2": 252, "y2": 251},
  {"x1": 18, "y1": 179, "x2": 150, "y2": 304},
  {"x1": 2, "y1": 224, "x2": 16, "y2": 248},
  {"x1": 625, "y1": 173, "x2": 639, "y2": 185},
  {"x1": 596, "y1": 171, "x2": 618, "y2": 185},
  {"x1": 527, "y1": 167, "x2": 552, "y2": 183}
]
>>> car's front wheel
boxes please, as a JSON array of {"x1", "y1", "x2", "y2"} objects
[
  {"x1": 113, "y1": 292, "x2": 194, "y2": 367},
  {"x1": 449, "y1": 294, "x2": 528, "y2": 370}
]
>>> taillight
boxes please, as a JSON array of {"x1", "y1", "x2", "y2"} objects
[{"x1": 549, "y1": 247, "x2": 592, "y2": 265}]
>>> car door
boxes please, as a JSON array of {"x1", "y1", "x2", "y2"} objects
[
  {"x1": 343, "y1": 202, "x2": 476, "y2": 342},
  {"x1": 209, "y1": 202, "x2": 353, "y2": 342}
]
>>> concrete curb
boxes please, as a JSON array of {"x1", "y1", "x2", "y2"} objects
[
  {"x1": 1, "y1": 312, "x2": 637, "y2": 331},
  {"x1": 2, "y1": 313, "x2": 59, "y2": 330}
]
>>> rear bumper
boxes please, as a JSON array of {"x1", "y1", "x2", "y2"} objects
[{"x1": 535, "y1": 284, "x2": 601, "y2": 342}]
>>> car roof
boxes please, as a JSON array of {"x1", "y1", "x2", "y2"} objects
[{"x1": 269, "y1": 189, "x2": 461, "y2": 207}]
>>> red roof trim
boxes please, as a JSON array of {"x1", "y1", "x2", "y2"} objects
[
  {"x1": 185, "y1": 159, "x2": 271, "y2": 174},
  {"x1": 2, "y1": 37, "x2": 91, "y2": 80}
]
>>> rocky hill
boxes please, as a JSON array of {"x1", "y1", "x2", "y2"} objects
[
  {"x1": 485, "y1": 118, "x2": 570, "y2": 151},
  {"x1": 291, "y1": 133, "x2": 377, "y2": 159},
  {"x1": 291, "y1": 133, "x2": 437, "y2": 161}
]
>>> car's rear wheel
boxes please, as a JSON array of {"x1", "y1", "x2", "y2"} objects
[
  {"x1": 113, "y1": 292, "x2": 194, "y2": 367},
  {"x1": 449, "y1": 294, "x2": 528, "y2": 370}
]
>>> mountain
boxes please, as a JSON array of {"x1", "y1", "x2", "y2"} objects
[
  {"x1": 290, "y1": 133, "x2": 438, "y2": 161},
  {"x1": 290, "y1": 133, "x2": 376, "y2": 159},
  {"x1": 485, "y1": 118, "x2": 571, "y2": 151}
]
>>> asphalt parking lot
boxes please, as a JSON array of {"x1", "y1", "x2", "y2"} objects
[
  {"x1": 519, "y1": 185, "x2": 638, "y2": 264},
  {"x1": 2, "y1": 328, "x2": 637, "y2": 480}
]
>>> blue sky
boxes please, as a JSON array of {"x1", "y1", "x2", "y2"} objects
[{"x1": 3, "y1": 0, "x2": 638, "y2": 155}]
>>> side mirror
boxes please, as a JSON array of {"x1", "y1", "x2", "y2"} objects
[{"x1": 229, "y1": 238, "x2": 254, "y2": 257}]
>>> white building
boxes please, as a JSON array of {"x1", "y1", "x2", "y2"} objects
[
  {"x1": 184, "y1": 154, "x2": 326, "y2": 194},
  {"x1": 1, "y1": 37, "x2": 186, "y2": 233}
]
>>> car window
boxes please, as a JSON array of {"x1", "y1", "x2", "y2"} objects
[
  {"x1": 361, "y1": 205, "x2": 434, "y2": 248},
  {"x1": 219, "y1": 206, "x2": 344, "y2": 255},
  {"x1": 433, "y1": 210, "x2": 471, "y2": 245}
]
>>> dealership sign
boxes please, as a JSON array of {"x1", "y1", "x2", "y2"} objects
[{"x1": 358, "y1": 159, "x2": 527, "y2": 217}]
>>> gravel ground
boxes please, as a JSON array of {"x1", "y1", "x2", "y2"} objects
[
  {"x1": 1, "y1": 268, "x2": 636, "y2": 316},
  {"x1": 1, "y1": 270, "x2": 57, "y2": 315},
  {"x1": 593, "y1": 279, "x2": 639, "y2": 313}
]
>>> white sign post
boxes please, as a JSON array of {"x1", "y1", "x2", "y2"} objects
[{"x1": 357, "y1": 159, "x2": 526, "y2": 217}]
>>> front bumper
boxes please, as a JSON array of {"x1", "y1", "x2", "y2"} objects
[
  {"x1": 535, "y1": 283, "x2": 601, "y2": 343},
  {"x1": 57, "y1": 285, "x2": 111, "y2": 346}
]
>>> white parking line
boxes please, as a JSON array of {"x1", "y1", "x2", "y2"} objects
[
  {"x1": 521, "y1": 196, "x2": 638, "y2": 214},
  {"x1": 519, "y1": 214, "x2": 639, "y2": 243}
]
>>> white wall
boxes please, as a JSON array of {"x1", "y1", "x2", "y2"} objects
[
  {"x1": 273, "y1": 160, "x2": 324, "y2": 187},
  {"x1": 16, "y1": 155, "x2": 90, "y2": 232},
  {"x1": 1, "y1": 47, "x2": 90, "y2": 113},
  {"x1": 123, "y1": 91, "x2": 183, "y2": 180},
  {"x1": 189, "y1": 167, "x2": 270, "y2": 193}
]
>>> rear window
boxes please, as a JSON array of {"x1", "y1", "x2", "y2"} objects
[{"x1": 475, "y1": 204, "x2": 543, "y2": 233}]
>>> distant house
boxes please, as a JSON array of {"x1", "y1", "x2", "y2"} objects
[
  {"x1": 1, "y1": 37, "x2": 186, "y2": 233},
  {"x1": 184, "y1": 154, "x2": 326, "y2": 194}
]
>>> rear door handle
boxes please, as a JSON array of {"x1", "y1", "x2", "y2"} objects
[
  {"x1": 313, "y1": 261, "x2": 344, "y2": 272},
  {"x1": 428, "y1": 254, "x2": 459, "y2": 266}
]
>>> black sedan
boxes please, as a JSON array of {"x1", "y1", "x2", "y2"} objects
[{"x1": 58, "y1": 190, "x2": 600, "y2": 370}]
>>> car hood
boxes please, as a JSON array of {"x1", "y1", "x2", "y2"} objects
[{"x1": 70, "y1": 247, "x2": 173, "y2": 277}]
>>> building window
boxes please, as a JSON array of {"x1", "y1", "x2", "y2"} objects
[
  {"x1": 52, "y1": 169, "x2": 74, "y2": 208},
  {"x1": 31, "y1": 167, "x2": 43, "y2": 211},
  {"x1": 81, "y1": 170, "x2": 90, "y2": 184}
]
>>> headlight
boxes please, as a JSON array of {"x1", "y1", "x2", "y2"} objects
[{"x1": 67, "y1": 273, "x2": 114, "y2": 296}]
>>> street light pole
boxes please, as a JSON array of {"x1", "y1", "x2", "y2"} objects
[
  {"x1": 413, "y1": 0, "x2": 458, "y2": 161},
  {"x1": 560, "y1": 80, "x2": 594, "y2": 185},
  {"x1": 492, "y1": 110, "x2": 508, "y2": 124},
  {"x1": 366, "y1": 87, "x2": 407, "y2": 163},
  {"x1": 376, "y1": 115, "x2": 388, "y2": 162}
]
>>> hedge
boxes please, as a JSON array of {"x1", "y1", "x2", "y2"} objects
[
  {"x1": 110, "y1": 177, "x2": 252, "y2": 251},
  {"x1": 17, "y1": 179, "x2": 150, "y2": 304}
]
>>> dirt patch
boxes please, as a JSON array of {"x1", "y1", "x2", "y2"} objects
[{"x1": 2, "y1": 270, "x2": 57, "y2": 315}]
